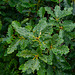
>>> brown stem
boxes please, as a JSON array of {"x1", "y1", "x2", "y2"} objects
[{"x1": 59, "y1": 0, "x2": 60, "y2": 7}]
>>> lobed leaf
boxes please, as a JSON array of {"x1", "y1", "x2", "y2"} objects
[
  {"x1": 52, "y1": 45, "x2": 69, "y2": 55},
  {"x1": 45, "y1": 7, "x2": 55, "y2": 17},
  {"x1": 12, "y1": 21, "x2": 34, "y2": 39},
  {"x1": 33, "y1": 18, "x2": 48, "y2": 36},
  {"x1": 54, "y1": 5, "x2": 72, "y2": 18},
  {"x1": 16, "y1": 50, "x2": 34, "y2": 58},
  {"x1": 61, "y1": 20, "x2": 75, "y2": 32},
  {"x1": 38, "y1": 7, "x2": 45, "y2": 18},
  {"x1": 19, "y1": 59, "x2": 40, "y2": 72},
  {"x1": 7, "y1": 39, "x2": 20, "y2": 54}
]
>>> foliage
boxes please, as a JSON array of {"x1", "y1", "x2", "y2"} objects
[{"x1": 0, "y1": 0, "x2": 75, "y2": 75}]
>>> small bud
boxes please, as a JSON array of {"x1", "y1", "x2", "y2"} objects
[
  {"x1": 36, "y1": 37, "x2": 39, "y2": 40},
  {"x1": 56, "y1": 18, "x2": 59, "y2": 21},
  {"x1": 50, "y1": 45, "x2": 53, "y2": 49},
  {"x1": 59, "y1": 26, "x2": 63, "y2": 29}
]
